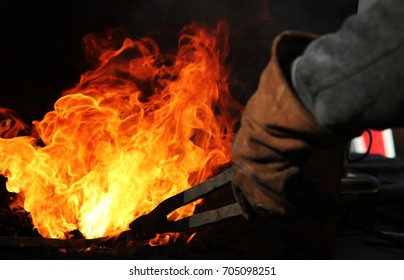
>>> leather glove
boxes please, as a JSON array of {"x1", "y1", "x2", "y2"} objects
[{"x1": 232, "y1": 31, "x2": 340, "y2": 221}]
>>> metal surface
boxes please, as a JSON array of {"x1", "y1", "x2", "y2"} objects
[{"x1": 0, "y1": 236, "x2": 105, "y2": 248}]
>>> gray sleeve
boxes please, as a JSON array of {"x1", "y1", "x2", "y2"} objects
[{"x1": 292, "y1": 0, "x2": 404, "y2": 136}]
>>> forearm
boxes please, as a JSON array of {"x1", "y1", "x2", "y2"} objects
[{"x1": 292, "y1": 0, "x2": 404, "y2": 136}]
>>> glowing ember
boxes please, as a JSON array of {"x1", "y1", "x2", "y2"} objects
[{"x1": 0, "y1": 22, "x2": 242, "y2": 244}]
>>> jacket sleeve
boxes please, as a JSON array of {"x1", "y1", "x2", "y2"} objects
[{"x1": 292, "y1": 0, "x2": 404, "y2": 136}]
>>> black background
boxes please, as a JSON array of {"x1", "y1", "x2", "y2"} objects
[{"x1": 0, "y1": 0, "x2": 358, "y2": 125}]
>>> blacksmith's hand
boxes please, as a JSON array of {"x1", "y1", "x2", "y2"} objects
[{"x1": 231, "y1": 31, "x2": 338, "y2": 221}]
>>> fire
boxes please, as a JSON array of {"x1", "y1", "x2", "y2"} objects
[{"x1": 0, "y1": 22, "x2": 242, "y2": 243}]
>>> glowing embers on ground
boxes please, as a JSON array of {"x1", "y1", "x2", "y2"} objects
[{"x1": 0, "y1": 22, "x2": 242, "y2": 245}]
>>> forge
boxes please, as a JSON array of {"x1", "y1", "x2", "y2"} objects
[{"x1": 0, "y1": 0, "x2": 358, "y2": 259}]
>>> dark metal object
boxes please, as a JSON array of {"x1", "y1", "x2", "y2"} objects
[
  {"x1": 339, "y1": 218, "x2": 404, "y2": 250},
  {"x1": 0, "y1": 230, "x2": 146, "y2": 249},
  {"x1": 129, "y1": 167, "x2": 243, "y2": 239},
  {"x1": 339, "y1": 172, "x2": 379, "y2": 228},
  {"x1": 0, "y1": 236, "x2": 105, "y2": 248}
]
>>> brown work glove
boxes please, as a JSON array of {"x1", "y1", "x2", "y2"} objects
[{"x1": 232, "y1": 31, "x2": 340, "y2": 221}]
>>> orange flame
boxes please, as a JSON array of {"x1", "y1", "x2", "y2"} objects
[{"x1": 0, "y1": 22, "x2": 242, "y2": 243}]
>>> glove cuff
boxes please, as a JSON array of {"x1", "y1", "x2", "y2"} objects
[
  {"x1": 231, "y1": 31, "x2": 340, "y2": 219},
  {"x1": 273, "y1": 31, "x2": 317, "y2": 88}
]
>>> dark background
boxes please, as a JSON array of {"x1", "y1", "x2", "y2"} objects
[
  {"x1": 4, "y1": 0, "x2": 404, "y2": 261},
  {"x1": 0, "y1": 0, "x2": 358, "y2": 125},
  {"x1": 8, "y1": 0, "x2": 404, "y2": 261}
]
